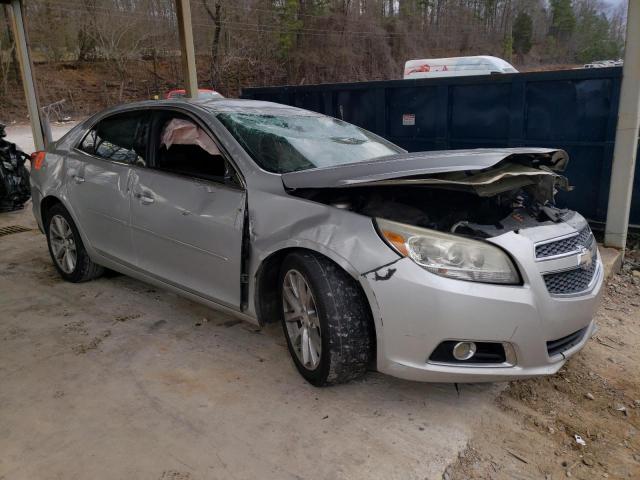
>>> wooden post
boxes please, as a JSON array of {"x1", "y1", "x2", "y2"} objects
[
  {"x1": 3, "y1": 0, "x2": 50, "y2": 149},
  {"x1": 175, "y1": 0, "x2": 198, "y2": 99},
  {"x1": 605, "y1": 0, "x2": 640, "y2": 250}
]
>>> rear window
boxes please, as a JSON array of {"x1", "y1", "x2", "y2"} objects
[
  {"x1": 217, "y1": 112, "x2": 403, "y2": 173},
  {"x1": 78, "y1": 111, "x2": 149, "y2": 166}
]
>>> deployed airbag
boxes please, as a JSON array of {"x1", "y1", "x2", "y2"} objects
[{"x1": 161, "y1": 119, "x2": 220, "y2": 156}]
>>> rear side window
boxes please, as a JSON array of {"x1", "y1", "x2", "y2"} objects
[{"x1": 79, "y1": 111, "x2": 149, "y2": 166}]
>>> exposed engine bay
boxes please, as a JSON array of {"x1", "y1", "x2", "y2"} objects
[
  {"x1": 285, "y1": 151, "x2": 573, "y2": 239},
  {"x1": 294, "y1": 183, "x2": 570, "y2": 238}
]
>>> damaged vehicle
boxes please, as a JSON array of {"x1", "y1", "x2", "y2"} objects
[{"x1": 29, "y1": 99, "x2": 603, "y2": 386}]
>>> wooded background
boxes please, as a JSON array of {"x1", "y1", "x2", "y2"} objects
[{"x1": 0, "y1": 0, "x2": 627, "y2": 120}]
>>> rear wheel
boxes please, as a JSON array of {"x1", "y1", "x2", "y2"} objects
[
  {"x1": 46, "y1": 204, "x2": 104, "y2": 282},
  {"x1": 279, "y1": 251, "x2": 373, "y2": 386}
]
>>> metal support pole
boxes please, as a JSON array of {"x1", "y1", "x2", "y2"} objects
[
  {"x1": 5, "y1": 0, "x2": 49, "y2": 150},
  {"x1": 605, "y1": 0, "x2": 640, "y2": 249},
  {"x1": 175, "y1": 0, "x2": 198, "y2": 99}
]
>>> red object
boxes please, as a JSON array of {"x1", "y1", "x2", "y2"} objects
[
  {"x1": 406, "y1": 64, "x2": 431, "y2": 75},
  {"x1": 165, "y1": 89, "x2": 222, "y2": 99},
  {"x1": 31, "y1": 151, "x2": 46, "y2": 170}
]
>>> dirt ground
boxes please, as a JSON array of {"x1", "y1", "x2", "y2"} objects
[
  {"x1": 2, "y1": 208, "x2": 636, "y2": 480},
  {"x1": 0, "y1": 206, "x2": 501, "y2": 480},
  {"x1": 447, "y1": 251, "x2": 640, "y2": 480},
  {"x1": 1, "y1": 172, "x2": 637, "y2": 478}
]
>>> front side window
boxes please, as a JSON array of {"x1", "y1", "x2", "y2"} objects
[
  {"x1": 79, "y1": 111, "x2": 149, "y2": 166},
  {"x1": 153, "y1": 114, "x2": 239, "y2": 185},
  {"x1": 217, "y1": 112, "x2": 404, "y2": 173}
]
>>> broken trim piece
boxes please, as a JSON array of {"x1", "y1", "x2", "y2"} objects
[
  {"x1": 357, "y1": 163, "x2": 572, "y2": 203},
  {"x1": 281, "y1": 148, "x2": 568, "y2": 190},
  {"x1": 240, "y1": 193, "x2": 251, "y2": 312}
]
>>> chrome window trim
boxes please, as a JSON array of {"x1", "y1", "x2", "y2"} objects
[
  {"x1": 73, "y1": 146, "x2": 245, "y2": 193},
  {"x1": 72, "y1": 146, "x2": 134, "y2": 168},
  {"x1": 137, "y1": 164, "x2": 246, "y2": 193},
  {"x1": 146, "y1": 106, "x2": 247, "y2": 189},
  {"x1": 74, "y1": 110, "x2": 152, "y2": 167},
  {"x1": 71, "y1": 105, "x2": 247, "y2": 190}
]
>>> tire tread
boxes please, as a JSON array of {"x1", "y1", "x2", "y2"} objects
[{"x1": 280, "y1": 251, "x2": 373, "y2": 386}]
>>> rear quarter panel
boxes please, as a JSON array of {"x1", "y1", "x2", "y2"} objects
[{"x1": 30, "y1": 124, "x2": 93, "y2": 249}]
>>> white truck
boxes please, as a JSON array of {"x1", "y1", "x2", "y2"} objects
[{"x1": 403, "y1": 55, "x2": 518, "y2": 79}]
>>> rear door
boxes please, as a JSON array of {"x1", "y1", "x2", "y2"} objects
[
  {"x1": 66, "y1": 110, "x2": 150, "y2": 266},
  {"x1": 129, "y1": 109, "x2": 246, "y2": 308}
]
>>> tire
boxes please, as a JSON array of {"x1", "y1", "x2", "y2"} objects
[
  {"x1": 279, "y1": 251, "x2": 373, "y2": 386},
  {"x1": 45, "y1": 203, "x2": 104, "y2": 283}
]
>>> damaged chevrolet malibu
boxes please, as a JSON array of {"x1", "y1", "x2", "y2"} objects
[{"x1": 30, "y1": 98, "x2": 603, "y2": 386}]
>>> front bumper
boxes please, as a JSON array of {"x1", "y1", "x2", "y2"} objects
[{"x1": 361, "y1": 229, "x2": 604, "y2": 383}]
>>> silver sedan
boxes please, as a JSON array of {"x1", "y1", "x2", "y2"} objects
[{"x1": 30, "y1": 98, "x2": 603, "y2": 386}]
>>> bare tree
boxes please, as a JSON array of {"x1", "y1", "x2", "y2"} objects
[
  {"x1": 203, "y1": 0, "x2": 223, "y2": 87},
  {"x1": 0, "y1": 0, "x2": 625, "y2": 120}
]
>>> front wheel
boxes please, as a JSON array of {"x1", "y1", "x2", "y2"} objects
[{"x1": 279, "y1": 251, "x2": 373, "y2": 386}]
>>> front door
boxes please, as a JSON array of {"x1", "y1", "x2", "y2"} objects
[
  {"x1": 66, "y1": 110, "x2": 150, "y2": 266},
  {"x1": 130, "y1": 110, "x2": 245, "y2": 308}
]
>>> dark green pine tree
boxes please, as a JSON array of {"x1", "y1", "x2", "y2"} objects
[
  {"x1": 549, "y1": 0, "x2": 576, "y2": 40},
  {"x1": 513, "y1": 12, "x2": 533, "y2": 56}
]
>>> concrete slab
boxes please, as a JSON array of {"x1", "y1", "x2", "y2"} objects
[
  {"x1": 0, "y1": 125, "x2": 622, "y2": 478},
  {"x1": 599, "y1": 244, "x2": 623, "y2": 279},
  {"x1": 0, "y1": 207, "x2": 499, "y2": 480},
  {"x1": 5, "y1": 122, "x2": 76, "y2": 153}
]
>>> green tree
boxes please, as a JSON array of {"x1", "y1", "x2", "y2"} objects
[
  {"x1": 277, "y1": 0, "x2": 303, "y2": 60},
  {"x1": 513, "y1": 12, "x2": 533, "y2": 55},
  {"x1": 574, "y1": 5, "x2": 622, "y2": 63},
  {"x1": 549, "y1": 0, "x2": 576, "y2": 40},
  {"x1": 503, "y1": 34, "x2": 513, "y2": 62}
]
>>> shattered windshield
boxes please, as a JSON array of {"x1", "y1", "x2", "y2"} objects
[{"x1": 217, "y1": 112, "x2": 404, "y2": 173}]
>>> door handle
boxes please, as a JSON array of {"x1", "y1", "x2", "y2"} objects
[
  {"x1": 73, "y1": 175, "x2": 85, "y2": 184},
  {"x1": 134, "y1": 192, "x2": 155, "y2": 205}
]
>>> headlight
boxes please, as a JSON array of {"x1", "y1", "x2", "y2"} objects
[{"x1": 376, "y1": 218, "x2": 520, "y2": 284}]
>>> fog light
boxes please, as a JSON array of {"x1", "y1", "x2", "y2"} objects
[{"x1": 452, "y1": 341, "x2": 477, "y2": 361}]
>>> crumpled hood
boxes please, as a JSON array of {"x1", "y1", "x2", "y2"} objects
[{"x1": 281, "y1": 147, "x2": 568, "y2": 189}]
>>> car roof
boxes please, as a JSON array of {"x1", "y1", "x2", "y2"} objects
[
  {"x1": 168, "y1": 88, "x2": 216, "y2": 92},
  {"x1": 106, "y1": 98, "x2": 322, "y2": 117},
  {"x1": 199, "y1": 98, "x2": 321, "y2": 116}
]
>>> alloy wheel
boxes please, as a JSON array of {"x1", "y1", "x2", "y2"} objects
[
  {"x1": 49, "y1": 214, "x2": 77, "y2": 274},
  {"x1": 282, "y1": 269, "x2": 322, "y2": 370}
]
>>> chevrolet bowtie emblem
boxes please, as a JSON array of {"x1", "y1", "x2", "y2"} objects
[{"x1": 577, "y1": 245, "x2": 594, "y2": 270}]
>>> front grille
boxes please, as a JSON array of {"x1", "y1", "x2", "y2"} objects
[
  {"x1": 547, "y1": 327, "x2": 588, "y2": 357},
  {"x1": 536, "y1": 226, "x2": 593, "y2": 258},
  {"x1": 543, "y1": 260, "x2": 597, "y2": 295}
]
